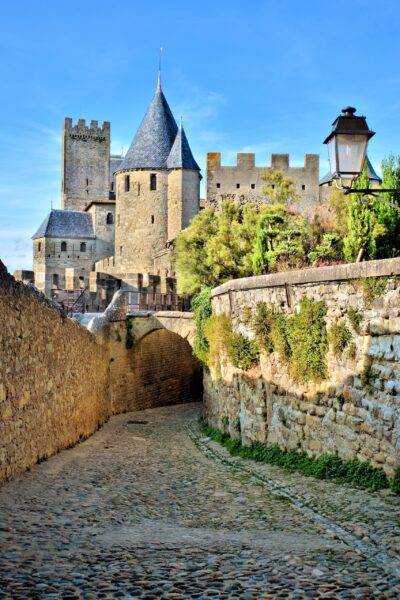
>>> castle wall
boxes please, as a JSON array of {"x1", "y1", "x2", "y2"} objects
[
  {"x1": 114, "y1": 170, "x2": 169, "y2": 273},
  {"x1": 0, "y1": 271, "x2": 111, "y2": 484},
  {"x1": 203, "y1": 258, "x2": 400, "y2": 477},
  {"x1": 206, "y1": 153, "x2": 321, "y2": 217},
  {"x1": 62, "y1": 118, "x2": 110, "y2": 211}
]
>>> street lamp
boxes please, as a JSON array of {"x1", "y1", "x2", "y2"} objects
[{"x1": 324, "y1": 106, "x2": 400, "y2": 210}]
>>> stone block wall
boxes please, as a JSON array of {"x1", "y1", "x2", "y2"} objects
[
  {"x1": 203, "y1": 258, "x2": 400, "y2": 476},
  {"x1": 0, "y1": 267, "x2": 111, "y2": 484},
  {"x1": 206, "y1": 152, "x2": 321, "y2": 217}
]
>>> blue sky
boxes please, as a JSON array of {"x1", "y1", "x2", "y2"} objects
[{"x1": 1, "y1": 0, "x2": 400, "y2": 272}]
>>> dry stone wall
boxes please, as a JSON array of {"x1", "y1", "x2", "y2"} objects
[
  {"x1": 203, "y1": 258, "x2": 400, "y2": 477},
  {"x1": 0, "y1": 266, "x2": 111, "y2": 484}
]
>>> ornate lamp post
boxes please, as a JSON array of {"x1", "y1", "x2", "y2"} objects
[{"x1": 323, "y1": 106, "x2": 400, "y2": 210}]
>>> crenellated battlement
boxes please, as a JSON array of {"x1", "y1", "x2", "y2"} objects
[
  {"x1": 63, "y1": 118, "x2": 110, "y2": 141},
  {"x1": 207, "y1": 152, "x2": 318, "y2": 171}
]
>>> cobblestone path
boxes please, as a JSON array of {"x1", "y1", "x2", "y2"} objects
[{"x1": 0, "y1": 402, "x2": 399, "y2": 599}]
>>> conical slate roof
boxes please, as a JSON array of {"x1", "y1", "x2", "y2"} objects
[
  {"x1": 117, "y1": 79, "x2": 178, "y2": 171},
  {"x1": 167, "y1": 122, "x2": 200, "y2": 170}
]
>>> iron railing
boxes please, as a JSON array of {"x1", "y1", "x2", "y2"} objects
[{"x1": 122, "y1": 291, "x2": 191, "y2": 314}]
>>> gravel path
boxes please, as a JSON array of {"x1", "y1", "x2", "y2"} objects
[{"x1": 0, "y1": 402, "x2": 399, "y2": 599}]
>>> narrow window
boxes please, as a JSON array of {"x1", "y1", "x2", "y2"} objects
[
  {"x1": 120, "y1": 246, "x2": 123, "y2": 256},
  {"x1": 138, "y1": 183, "x2": 141, "y2": 195},
  {"x1": 110, "y1": 182, "x2": 114, "y2": 192},
  {"x1": 124, "y1": 175, "x2": 130, "y2": 192},
  {"x1": 236, "y1": 183, "x2": 240, "y2": 189},
  {"x1": 302, "y1": 184, "x2": 306, "y2": 191},
  {"x1": 38, "y1": 242, "x2": 41, "y2": 252},
  {"x1": 216, "y1": 183, "x2": 221, "y2": 189},
  {"x1": 106, "y1": 212, "x2": 114, "y2": 225},
  {"x1": 86, "y1": 178, "x2": 89, "y2": 187},
  {"x1": 251, "y1": 184, "x2": 255, "y2": 189},
  {"x1": 61, "y1": 241, "x2": 67, "y2": 252},
  {"x1": 151, "y1": 215, "x2": 154, "y2": 224},
  {"x1": 52, "y1": 274, "x2": 59, "y2": 287},
  {"x1": 150, "y1": 174, "x2": 157, "y2": 191},
  {"x1": 80, "y1": 242, "x2": 86, "y2": 252}
]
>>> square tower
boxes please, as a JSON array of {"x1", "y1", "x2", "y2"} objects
[{"x1": 61, "y1": 118, "x2": 110, "y2": 211}]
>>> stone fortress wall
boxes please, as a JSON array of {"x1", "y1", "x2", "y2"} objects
[
  {"x1": 206, "y1": 152, "x2": 321, "y2": 217},
  {"x1": 0, "y1": 263, "x2": 200, "y2": 485},
  {"x1": 0, "y1": 262, "x2": 111, "y2": 483},
  {"x1": 62, "y1": 118, "x2": 111, "y2": 212},
  {"x1": 204, "y1": 258, "x2": 400, "y2": 477}
]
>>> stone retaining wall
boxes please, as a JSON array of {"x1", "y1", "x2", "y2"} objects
[
  {"x1": 0, "y1": 265, "x2": 111, "y2": 483},
  {"x1": 203, "y1": 258, "x2": 400, "y2": 476}
]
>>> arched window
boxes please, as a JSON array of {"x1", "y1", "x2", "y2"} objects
[
  {"x1": 61, "y1": 241, "x2": 67, "y2": 252},
  {"x1": 124, "y1": 175, "x2": 130, "y2": 192},
  {"x1": 106, "y1": 212, "x2": 114, "y2": 225},
  {"x1": 150, "y1": 174, "x2": 157, "y2": 191},
  {"x1": 80, "y1": 242, "x2": 86, "y2": 252}
]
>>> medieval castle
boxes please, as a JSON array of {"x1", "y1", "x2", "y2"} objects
[{"x1": 24, "y1": 75, "x2": 381, "y2": 310}]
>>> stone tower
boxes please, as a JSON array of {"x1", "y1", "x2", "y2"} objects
[
  {"x1": 61, "y1": 118, "x2": 110, "y2": 211},
  {"x1": 114, "y1": 76, "x2": 200, "y2": 274}
]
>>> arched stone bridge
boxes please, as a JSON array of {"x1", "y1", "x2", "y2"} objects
[{"x1": 88, "y1": 299, "x2": 200, "y2": 415}]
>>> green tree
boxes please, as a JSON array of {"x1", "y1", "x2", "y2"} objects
[
  {"x1": 374, "y1": 154, "x2": 400, "y2": 258},
  {"x1": 343, "y1": 163, "x2": 385, "y2": 262},
  {"x1": 260, "y1": 168, "x2": 300, "y2": 206}
]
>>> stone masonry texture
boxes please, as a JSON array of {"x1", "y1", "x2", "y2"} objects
[
  {"x1": 204, "y1": 258, "x2": 400, "y2": 477},
  {"x1": 0, "y1": 270, "x2": 111, "y2": 483}
]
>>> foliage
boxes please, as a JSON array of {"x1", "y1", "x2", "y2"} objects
[
  {"x1": 286, "y1": 298, "x2": 328, "y2": 383},
  {"x1": 374, "y1": 155, "x2": 400, "y2": 258},
  {"x1": 204, "y1": 313, "x2": 259, "y2": 373},
  {"x1": 201, "y1": 422, "x2": 390, "y2": 492},
  {"x1": 327, "y1": 188, "x2": 349, "y2": 237},
  {"x1": 260, "y1": 168, "x2": 300, "y2": 206},
  {"x1": 390, "y1": 466, "x2": 400, "y2": 494},
  {"x1": 172, "y1": 202, "x2": 257, "y2": 294},
  {"x1": 203, "y1": 314, "x2": 232, "y2": 377},
  {"x1": 347, "y1": 307, "x2": 363, "y2": 334},
  {"x1": 249, "y1": 299, "x2": 327, "y2": 382},
  {"x1": 191, "y1": 288, "x2": 212, "y2": 365},
  {"x1": 329, "y1": 321, "x2": 352, "y2": 358},
  {"x1": 308, "y1": 233, "x2": 343, "y2": 264},
  {"x1": 358, "y1": 277, "x2": 388, "y2": 306},
  {"x1": 252, "y1": 204, "x2": 307, "y2": 274},
  {"x1": 343, "y1": 163, "x2": 386, "y2": 262},
  {"x1": 125, "y1": 317, "x2": 134, "y2": 349},
  {"x1": 361, "y1": 358, "x2": 379, "y2": 388},
  {"x1": 347, "y1": 342, "x2": 357, "y2": 360}
]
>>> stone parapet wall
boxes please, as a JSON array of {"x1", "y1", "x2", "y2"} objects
[
  {"x1": 204, "y1": 258, "x2": 400, "y2": 476},
  {"x1": 0, "y1": 272, "x2": 111, "y2": 484}
]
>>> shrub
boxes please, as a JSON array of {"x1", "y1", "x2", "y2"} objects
[
  {"x1": 126, "y1": 317, "x2": 134, "y2": 349},
  {"x1": 201, "y1": 422, "x2": 390, "y2": 492},
  {"x1": 329, "y1": 321, "x2": 352, "y2": 358},
  {"x1": 347, "y1": 307, "x2": 363, "y2": 334},
  {"x1": 347, "y1": 342, "x2": 357, "y2": 360},
  {"x1": 358, "y1": 277, "x2": 388, "y2": 306},
  {"x1": 191, "y1": 288, "x2": 212, "y2": 365},
  {"x1": 204, "y1": 313, "x2": 259, "y2": 373},
  {"x1": 361, "y1": 358, "x2": 379, "y2": 388},
  {"x1": 287, "y1": 298, "x2": 328, "y2": 383}
]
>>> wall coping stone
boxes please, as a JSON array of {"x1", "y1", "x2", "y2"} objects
[{"x1": 212, "y1": 258, "x2": 400, "y2": 297}]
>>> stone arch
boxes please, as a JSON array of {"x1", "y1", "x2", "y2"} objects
[{"x1": 123, "y1": 328, "x2": 202, "y2": 412}]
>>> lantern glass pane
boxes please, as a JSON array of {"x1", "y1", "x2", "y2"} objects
[
  {"x1": 327, "y1": 138, "x2": 337, "y2": 175},
  {"x1": 336, "y1": 134, "x2": 367, "y2": 175}
]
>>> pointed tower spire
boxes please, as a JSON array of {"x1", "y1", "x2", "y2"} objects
[{"x1": 166, "y1": 121, "x2": 200, "y2": 170}]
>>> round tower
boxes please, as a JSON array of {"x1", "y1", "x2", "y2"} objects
[{"x1": 114, "y1": 76, "x2": 201, "y2": 276}]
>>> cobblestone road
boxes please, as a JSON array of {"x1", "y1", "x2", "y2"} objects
[{"x1": 0, "y1": 402, "x2": 399, "y2": 599}]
